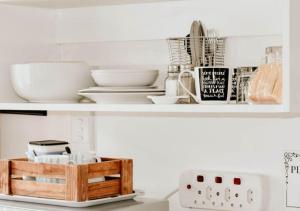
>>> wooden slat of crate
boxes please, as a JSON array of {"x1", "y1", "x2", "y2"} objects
[
  {"x1": 100, "y1": 158, "x2": 114, "y2": 162},
  {"x1": 0, "y1": 160, "x2": 10, "y2": 194},
  {"x1": 11, "y1": 179, "x2": 65, "y2": 200},
  {"x1": 88, "y1": 160, "x2": 121, "y2": 179},
  {"x1": 88, "y1": 179, "x2": 120, "y2": 200},
  {"x1": 11, "y1": 160, "x2": 66, "y2": 179},
  {"x1": 120, "y1": 159, "x2": 133, "y2": 195},
  {"x1": 0, "y1": 157, "x2": 133, "y2": 202},
  {"x1": 11, "y1": 158, "x2": 28, "y2": 161},
  {"x1": 65, "y1": 165, "x2": 88, "y2": 202}
]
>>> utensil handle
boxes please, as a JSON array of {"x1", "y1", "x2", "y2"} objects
[{"x1": 178, "y1": 70, "x2": 200, "y2": 103}]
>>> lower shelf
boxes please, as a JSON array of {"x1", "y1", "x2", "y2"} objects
[
  {"x1": 0, "y1": 192, "x2": 139, "y2": 208},
  {"x1": 0, "y1": 103, "x2": 289, "y2": 114}
]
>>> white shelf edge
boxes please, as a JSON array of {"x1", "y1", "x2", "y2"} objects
[
  {"x1": 0, "y1": 0, "x2": 183, "y2": 9},
  {"x1": 0, "y1": 103, "x2": 288, "y2": 113},
  {"x1": 55, "y1": 34, "x2": 283, "y2": 45}
]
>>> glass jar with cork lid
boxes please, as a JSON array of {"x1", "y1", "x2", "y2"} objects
[
  {"x1": 165, "y1": 64, "x2": 194, "y2": 104},
  {"x1": 165, "y1": 65, "x2": 180, "y2": 97},
  {"x1": 178, "y1": 64, "x2": 194, "y2": 104}
]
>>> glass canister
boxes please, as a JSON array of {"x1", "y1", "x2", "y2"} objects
[
  {"x1": 178, "y1": 64, "x2": 194, "y2": 104},
  {"x1": 165, "y1": 65, "x2": 180, "y2": 96},
  {"x1": 266, "y1": 46, "x2": 282, "y2": 64},
  {"x1": 233, "y1": 67, "x2": 258, "y2": 104},
  {"x1": 248, "y1": 46, "x2": 283, "y2": 104},
  {"x1": 236, "y1": 72, "x2": 254, "y2": 104}
]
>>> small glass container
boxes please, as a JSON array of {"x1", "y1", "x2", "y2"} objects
[
  {"x1": 248, "y1": 46, "x2": 283, "y2": 104},
  {"x1": 236, "y1": 72, "x2": 254, "y2": 104},
  {"x1": 165, "y1": 65, "x2": 180, "y2": 96},
  {"x1": 178, "y1": 64, "x2": 194, "y2": 104},
  {"x1": 231, "y1": 67, "x2": 257, "y2": 102},
  {"x1": 265, "y1": 46, "x2": 282, "y2": 64}
]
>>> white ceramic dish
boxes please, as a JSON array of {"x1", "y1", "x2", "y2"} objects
[
  {"x1": 147, "y1": 96, "x2": 189, "y2": 104},
  {"x1": 11, "y1": 62, "x2": 94, "y2": 103},
  {"x1": 79, "y1": 86, "x2": 164, "y2": 93},
  {"x1": 79, "y1": 92, "x2": 165, "y2": 104},
  {"x1": 91, "y1": 69, "x2": 159, "y2": 87}
]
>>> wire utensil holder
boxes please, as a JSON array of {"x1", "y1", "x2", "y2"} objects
[{"x1": 167, "y1": 36, "x2": 226, "y2": 66}]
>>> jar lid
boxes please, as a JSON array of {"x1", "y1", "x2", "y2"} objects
[
  {"x1": 168, "y1": 65, "x2": 180, "y2": 73},
  {"x1": 179, "y1": 64, "x2": 194, "y2": 71},
  {"x1": 236, "y1": 66, "x2": 258, "y2": 73},
  {"x1": 266, "y1": 46, "x2": 282, "y2": 55}
]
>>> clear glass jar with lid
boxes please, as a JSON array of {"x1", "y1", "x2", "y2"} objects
[
  {"x1": 165, "y1": 65, "x2": 180, "y2": 96},
  {"x1": 164, "y1": 64, "x2": 195, "y2": 103},
  {"x1": 178, "y1": 64, "x2": 194, "y2": 104},
  {"x1": 265, "y1": 46, "x2": 282, "y2": 64},
  {"x1": 248, "y1": 46, "x2": 283, "y2": 104}
]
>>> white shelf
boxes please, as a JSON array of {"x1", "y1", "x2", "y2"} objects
[
  {"x1": 0, "y1": 103, "x2": 288, "y2": 114},
  {"x1": 0, "y1": 0, "x2": 181, "y2": 8}
]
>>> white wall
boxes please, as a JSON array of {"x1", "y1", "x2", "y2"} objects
[
  {"x1": 95, "y1": 115, "x2": 299, "y2": 211},
  {"x1": 56, "y1": 0, "x2": 283, "y2": 42},
  {"x1": 0, "y1": 4, "x2": 72, "y2": 160},
  {"x1": 0, "y1": 112, "x2": 71, "y2": 158},
  {"x1": 0, "y1": 1, "x2": 295, "y2": 211},
  {"x1": 57, "y1": 1, "x2": 292, "y2": 210},
  {"x1": 0, "y1": 4, "x2": 59, "y2": 102}
]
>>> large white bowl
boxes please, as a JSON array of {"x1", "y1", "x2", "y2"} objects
[
  {"x1": 11, "y1": 62, "x2": 94, "y2": 103},
  {"x1": 91, "y1": 69, "x2": 159, "y2": 87}
]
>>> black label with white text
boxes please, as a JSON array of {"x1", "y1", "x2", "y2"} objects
[{"x1": 198, "y1": 68, "x2": 229, "y2": 101}]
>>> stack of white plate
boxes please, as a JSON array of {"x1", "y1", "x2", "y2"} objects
[{"x1": 78, "y1": 69, "x2": 165, "y2": 104}]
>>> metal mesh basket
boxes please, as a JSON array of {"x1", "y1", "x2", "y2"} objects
[{"x1": 167, "y1": 36, "x2": 226, "y2": 66}]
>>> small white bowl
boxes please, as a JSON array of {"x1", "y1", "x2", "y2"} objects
[
  {"x1": 148, "y1": 96, "x2": 189, "y2": 104},
  {"x1": 11, "y1": 62, "x2": 94, "y2": 103},
  {"x1": 91, "y1": 69, "x2": 159, "y2": 87}
]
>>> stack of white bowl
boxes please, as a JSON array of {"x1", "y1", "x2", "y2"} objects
[{"x1": 78, "y1": 69, "x2": 165, "y2": 104}]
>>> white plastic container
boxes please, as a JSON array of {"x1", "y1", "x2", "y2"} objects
[{"x1": 27, "y1": 140, "x2": 69, "y2": 159}]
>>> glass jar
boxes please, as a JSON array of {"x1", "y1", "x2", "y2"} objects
[
  {"x1": 248, "y1": 46, "x2": 283, "y2": 104},
  {"x1": 178, "y1": 64, "x2": 194, "y2": 104},
  {"x1": 233, "y1": 67, "x2": 257, "y2": 103},
  {"x1": 165, "y1": 65, "x2": 180, "y2": 96},
  {"x1": 237, "y1": 72, "x2": 254, "y2": 104},
  {"x1": 265, "y1": 46, "x2": 282, "y2": 64}
]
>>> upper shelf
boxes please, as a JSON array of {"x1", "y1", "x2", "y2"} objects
[
  {"x1": 0, "y1": 103, "x2": 288, "y2": 114},
  {"x1": 0, "y1": 0, "x2": 181, "y2": 8}
]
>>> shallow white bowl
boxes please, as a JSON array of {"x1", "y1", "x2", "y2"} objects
[
  {"x1": 11, "y1": 62, "x2": 94, "y2": 103},
  {"x1": 147, "y1": 96, "x2": 189, "y2": 104},
  {"x1": 91, "y1": 69, "x2": 159, "y2": 87}
]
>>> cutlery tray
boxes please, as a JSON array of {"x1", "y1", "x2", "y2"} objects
[
  {"x1": 0, "y1": 157, "x2": 133, "y2": 202},
  {"x1": 167, "y1": 36, "x2": 226, "y2": 66}
]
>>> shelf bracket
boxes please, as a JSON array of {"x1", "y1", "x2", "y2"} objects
[{"x1": 0, "y1": 110, "x2": 47, "y2": 116}]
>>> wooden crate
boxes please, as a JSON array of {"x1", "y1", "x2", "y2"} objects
[{"x1": 0, "y1": 157, "x2": 133, "y2": 202}]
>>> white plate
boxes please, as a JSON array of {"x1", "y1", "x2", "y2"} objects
[
  {"x1": 79, "y1": 92, "x2": 165, "y2": 104},
  {"x1": 148, "y1": 96, "x2": 189, "y2": 104},
  {"x1": 0, "y1": 191, "x2": 142, "y2": 208},
  {"x1": 88, "y1": 85, "x2": 158, "y2": 89},
  {"x1": 79, "y1": 86, "x2": 164, "y2": 93}
]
